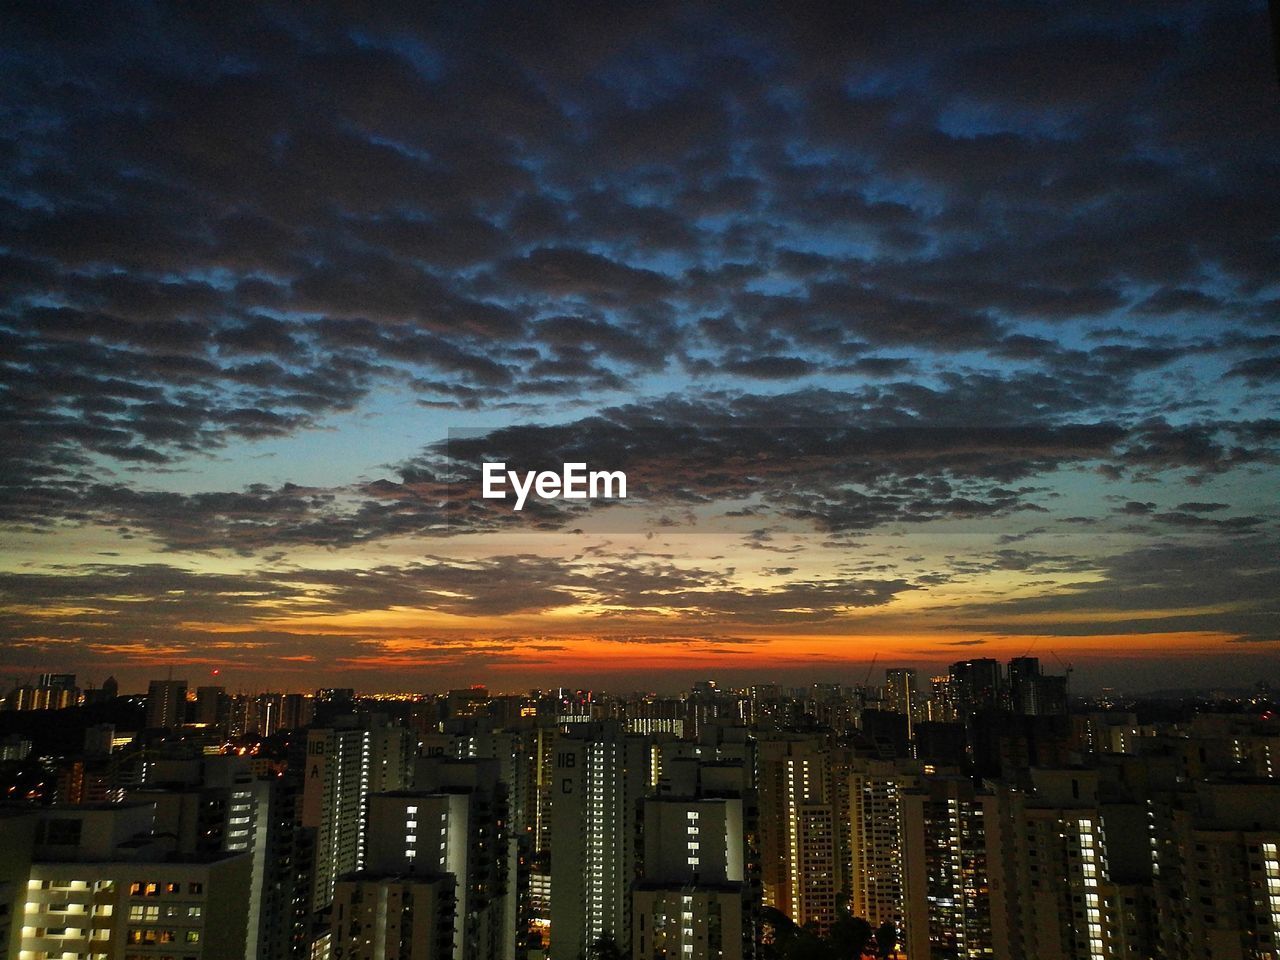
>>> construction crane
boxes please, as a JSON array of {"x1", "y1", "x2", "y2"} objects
[{"x1": 863, "y1": 651, "x2": 879, "y2": 686}]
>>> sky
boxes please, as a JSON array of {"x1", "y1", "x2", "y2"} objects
[{"x1": 1, "y1": 1, "x2": 1278, "y2": 695}]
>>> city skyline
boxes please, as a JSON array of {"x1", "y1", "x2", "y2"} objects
[{"x1": 2, "y1": 4, "x2": 1279, "y2": 695}]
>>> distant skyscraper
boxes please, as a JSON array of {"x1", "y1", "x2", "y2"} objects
[
  {"x1": 927, "y1": 675, "x2": 957, "y2": 722},
  {"x1": 250, "y1": 692, "x2": 283, "y2": 737},
  {"x1": 884, "y1": 668, "x2": 919, "y2": 736},
  {"x1": 281, "y1": 692, "x2": 314, "y2": 730},
  {"x1": 146, "y1": 678, "x2": 188, "y2": 729},
  {"x1": 6, "y1": 683, "x2": 77, "y2": 711},
  {"x1": 314, "y1": 687, "x2": 356, "y2": 725},
  {"x1": 949, "y1": 659, "x2": 1003, "y2": 716},
  {"x1": 196, "y1": 685, "x2": 226, "y2": 726},
  {"x1": 1008, "y1": 657, "x2": 1069, "y2": 717}
]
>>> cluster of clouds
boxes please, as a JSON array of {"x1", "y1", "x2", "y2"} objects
[
  {"x1": 1, "y1": 2, "x2": 1277, "y2": 675},
  {"x1": 3, "y1": 2, "x2": 1277, "y2": 487},
  {"x1": 7, "y1": 386, "x2": 1275, "y2": 554}
]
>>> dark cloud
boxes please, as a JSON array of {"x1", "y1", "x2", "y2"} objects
[
  {"x1": 0, "y1": 1, "x2": 1274, "y2": 488},
  {"x1": 16, "y1": 379, "x2": 1278, "y2": 553},
  {"x1": 949, "y1": 536, "x2": 1280, "y2": 644},
  {"x1": 1225, "y1": 355, "x2": 1280, "y2": 383}
]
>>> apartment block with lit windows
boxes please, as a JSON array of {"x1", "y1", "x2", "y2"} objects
[
  {"x1": 901, "y1": 776, "x2": 996, "y2": 960},
  {"x1": 985, "y1": 768, "x2": 1157, "y2": 960},
  {"x1": 548, "y1": 722, "x2": 650, "y2": 960},
  {"x1": 1151, "y1": 780, "x2": 1280, "y2": 960},
  {"x1": 631, "y1": 796, "x2": 749, "y2": 960},
  {"x1": 301, "y1": 726, "x2": 372, "y2": 917},
  {"x1": 756, "y1": 736, "x2": 851, "y2": 933},
  {"x1": 12, "y1": 803, "x2": 250, "y2": 960},
  {"x1": 848, "y1": 757, "x2": 921, "y2": 935}
]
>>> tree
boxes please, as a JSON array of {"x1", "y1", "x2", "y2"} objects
[
  {"x1": 759, "y1": 907, "x2": 878, "y2": 960},
  {"x1": 874, "y1": 920, "x2": 897, "y2": 959},
  {"x1": 828, "y1": 913, "x2": 873, "y2": 958}
]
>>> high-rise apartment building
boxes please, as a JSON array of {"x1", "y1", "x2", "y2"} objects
[
  {"x1": 358, "y1": 757, "x2": 512, "y2": 960},
  {"x1": 884, "y1": 668, "x2": 920, "y2": 736},
  {"x1": 1152, "y1": 781, "x2": 1280, "y2": 959},
  {"x1": 756, "y1": 736, "x2": 851, "y2": 932},
  {"x1": 418, "y1": 757, "x2": 513, "y2": 960},
  {"x1": 632, "y1": 796, "x2": 749, "y2": 960},
  {"x1": 1008, "y1": 657, "x2": 1068, "y2": 717},
  {"x1": 948, "y1": 659, "x2": 1003, "y2": 716},
  {"x1": 548, "y1": 722, "x2": 650, "y2": 960},
  {"x1": 126, "y1": 754, "x2": 313, "y2": 959},
  {"x1": 848, "y1": 757, "x2": 921, "y2": 934},
  {"x1": 369, "y1": 723, "x2": 416, "y2": 793},
  {"x1": 901, "y1": 776, "x2": 996, "y2": 959},
  {"x1": 363, "y1": 791, "x2": 470, "y2": 958},
  {"x1": 329, "y1": 872, "x2": 456, "y2": 960},
  {"x1": 146, "y1": 678, "x2": 188, "y2": 730},
  {"x1": 987, "y1": 768, "x2": 1155, "y2": 960},
  {"x1": 302, "y1": 726, "x2": 372, "y2": 915}
]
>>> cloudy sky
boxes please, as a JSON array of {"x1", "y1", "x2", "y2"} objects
[{"x1": 2, "y1": 2, "x2": 1278, "y2": 694}]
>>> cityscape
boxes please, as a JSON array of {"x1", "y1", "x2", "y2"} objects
[
  {"x1": 3, "y1": 2, "x2": 1279, "y2": 959},
  {"x1": 0, "y1": 668, "x2": 1277, "y2": 958}
]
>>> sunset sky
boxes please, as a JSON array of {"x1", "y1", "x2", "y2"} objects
[{"x1": 2, "y1": 2, "x2": 1278, "y2": 694}]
